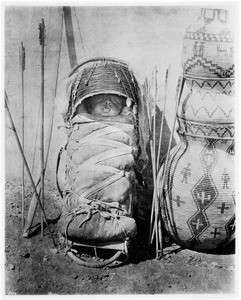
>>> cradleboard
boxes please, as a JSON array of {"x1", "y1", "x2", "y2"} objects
[{"x1": 56, "y1": 57, "x2": 149, "y2": 267}]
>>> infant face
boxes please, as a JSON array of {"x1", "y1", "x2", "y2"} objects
[{"x1": 89, "y1": 94, "x2": 125, "y2": 117}]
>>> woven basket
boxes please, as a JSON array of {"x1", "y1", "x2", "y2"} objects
[
  {"x1": 158, "y1": 133, "x2": 235, "y2": 250},
  {"x1": 158, "y1": 8, "x2": 235, "y2": 251},
  {"x1": 182, "y1": 8, "x2": 234, "y2": 94}
]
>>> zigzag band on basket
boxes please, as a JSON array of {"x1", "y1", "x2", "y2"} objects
[
  {"x1": 184, "y1": 76, "x2": 234, "y2": 94},
  {"x1": 177, "y1": 117, "x2": 235, "y2": 139},
  {"x1": 183, "y1": 56, "x2": 234, "y2": 78},
  {"x1": 184, "y1": 31, "x2": 233, "y2": 43}
]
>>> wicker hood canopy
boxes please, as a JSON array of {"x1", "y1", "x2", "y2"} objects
[{"x1": 65, "y1": 57, "x2": 141, "y2": 121}]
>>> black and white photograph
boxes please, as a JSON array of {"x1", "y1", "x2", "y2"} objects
[{"x1": 4, "y1": 1, "x2": 238, "y2": 295}]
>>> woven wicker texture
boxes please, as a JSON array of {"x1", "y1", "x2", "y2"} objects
[
  {"x1": 65, "y1": 58, "x2": 139, "y2": 120},
  {"x1": 184, "y1": 77, "x2": 234, "y2": 94},
  {"x1": 158, "y1": 135, "x2": 235, "y2": 250},
  {"x1": 74, "y1": 63, "x2": 137, "y2": 103},
  {"x1": 158, "y1": 8, "x2": 235, "y2": 251},
  {"x1": 182, "y1": 8, "x2": 234, "y2": 84},
  {"x1": 178, "y1": 89, "x2": 235, "y2": 124}
]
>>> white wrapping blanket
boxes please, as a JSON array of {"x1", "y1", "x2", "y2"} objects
[{"x1": 57, "y1": 113, "x2": 138, "y2": 242}]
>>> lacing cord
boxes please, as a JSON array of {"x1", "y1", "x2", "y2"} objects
[
  {"x1": 61, "y1": 119, "x2": 135, "y2": 250},
  {"x1": 63, "y1": 198, "x2": 128, "y2": 251},
  {"x1": 65, "y1": 122, "x2": 135, "y2": 200}
]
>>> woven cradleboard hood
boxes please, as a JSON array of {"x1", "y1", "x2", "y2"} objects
[{"x1": 66, "y1": 58, "x2": 139, "y2": 115}]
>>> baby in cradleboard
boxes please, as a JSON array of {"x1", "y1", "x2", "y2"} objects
[
  {"x1": 57, "y1": 58, "x2": 149, "y2": 250},
  {"x1": 73, "y1": 93, "x2": 136, "y2": 124}
]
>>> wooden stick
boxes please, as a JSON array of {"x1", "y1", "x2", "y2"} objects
[
  {"x1": 23, "y1": 9, "x2": 63, "y2": 237},
  {"x1": 149, "y1": 140, "x2": 156, "y2": 246},
  {"x1": 63, "y1": 7, "x2": 78, "y2": 69},
  {"x1": 31, "y1": 97, "x2": 41, "y2": 174},
  {"x1": 148, "y1": 196, "x2": 154, "y2": 248},
  {"x1": 149, "y1": 140, "x2": 160, "y2": 247},
  {"x1": 146, "y1": 87, "x2": 158, "y2": 257},
  {"x1": 150, "y1": 203, "x2": 163, "y2": 257},
  {"x1": 147, "y1": 69, "x2": 161, "y2": 258},
  {"x1": 155, "y1": 67, "x2": 170, "y2": 258},
  {"x1": 158, "y1": 76, "x2": 185, "y2": 236},
  {"x1": 153, "y1": 67, "x2": 157, "y2": 170},
  {"x1": 157, "y1": 214, "x2": 163, "y2": 258},
  {"x1": 145, "y1": 79, "x2": 155, "y2": 250},
  {"x1": 153, "y1": 67, "x2": 160, "y2": 258},
  {"x1": 39, "y1": 18, "x2": 46, "y2": 238},
  {"x1": 73, "y1": 7, "x2": 87, "y2": 59},
  {"x1": 145, "y1": 78, "x2": 152, "y2": 132},
  {"x1": 151, "y1": 145, "x2": 162, "y2": 259},
  {"x1": 19, "y1": 41, "x2": 26, "y2": 232},
  {"x1": 5, "y1": 91, "x2": 56, "y2": 247},
  {"x1": 157, "y1": 66, "x2": 169, "y2": 170}
]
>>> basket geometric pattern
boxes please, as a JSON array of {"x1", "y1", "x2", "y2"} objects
[
  {"x1": 185, "y1": 77, "x2": 234, "y2": 94},
  {"x1": 158, "y1": 8, "x2": 235, "y2": 251},
  {"x1": 187, "y1": 139, "x2": 219, "y2": 248},
  {"x1": 184, "y1": 31, "x2": 233, "y2": 43},
  {"x1": 179, "y1": 89, "x2": 235, "y2": 124},
  {"x1": 183, "y1": 55, "x2": 234, "y2": 78},
  {"x1": 160, "y1": 135, "x2": 235, "y2": 250},
  {"x1": 182, "y1": 11, "x2": 234, "y2": 82},
  {"x1": 183, "y1": 104, "x2": 233, "y2": 120},
  {"x1": 177, "y1": 118, "x2": 235, "y2": 139}
]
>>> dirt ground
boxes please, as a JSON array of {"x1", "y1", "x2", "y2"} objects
[{"x1": 4, "y1": 177, "x2": 236, "y2": 295}]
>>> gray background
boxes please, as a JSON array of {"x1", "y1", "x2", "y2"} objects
[{"x1": 4, "y1": 5, "x2": 236, "y2": 181}]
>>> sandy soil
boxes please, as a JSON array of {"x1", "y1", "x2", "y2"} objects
[{"x1": 5, "y1": 177, "x2": 235, "y2": 295}]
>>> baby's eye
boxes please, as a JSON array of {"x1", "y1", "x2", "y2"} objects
[
  {"x1": 96, "y1": 98, "x2": 105, "y2": 103},
  {"x1": 111, "y1": 98, "x2": 121, "y2": 106}
]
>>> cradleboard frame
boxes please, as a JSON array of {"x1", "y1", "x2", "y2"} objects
[{"x1": 56, "y1": 57, "x2": 149, "y2": 268}]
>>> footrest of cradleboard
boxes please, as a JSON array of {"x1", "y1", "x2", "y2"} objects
[{"x1": 59, "y1": 234, "x2": 130, "y2": 268}]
